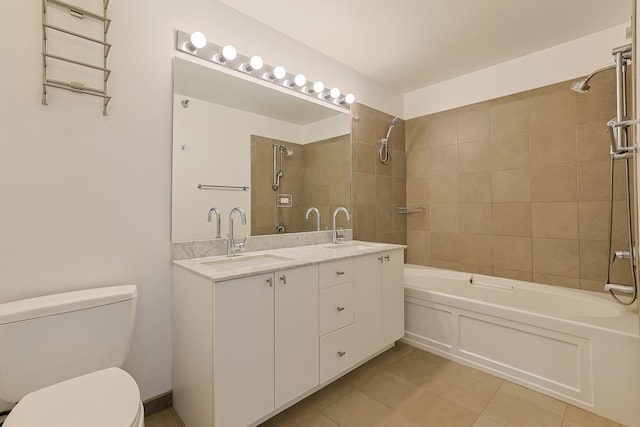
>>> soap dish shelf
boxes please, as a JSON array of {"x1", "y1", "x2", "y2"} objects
[{"x1": 396, "y1": 206, "x2": 426, "y2": 215}]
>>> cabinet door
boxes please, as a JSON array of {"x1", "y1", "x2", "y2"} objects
[
  {"x1": 275, "y1": 265, "x2": 319, "y2": 408},
  {"x1": 381, "y1": 250, "x2": 405, "y2": 346},
  {"x1": 214, "y1": 274, "x2": 274, "y2": 427},
  {"x1": 353, "y1": 254, "x2": 382, "y2": 363}
]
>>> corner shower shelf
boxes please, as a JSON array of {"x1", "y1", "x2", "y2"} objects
[
  {"x1": 396, "y1": 206, "x2": 426, "y2": 214},
  {"x1": 42, "y1": 0, "x2": 111, "y2": 115}
]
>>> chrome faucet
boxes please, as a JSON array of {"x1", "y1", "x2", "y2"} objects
[
  {"x1": 305, "y1": 207, "x2": 321, "y2": 231},
  {"x1": 332, "y1": 207, "x2": 351, "y2": 244},
  {"x1": 207, "y1": 207, "x2": 221, "y2": 238},
  {"x1": 228, "y1": 207, "x2": 247, "y2": 257}
]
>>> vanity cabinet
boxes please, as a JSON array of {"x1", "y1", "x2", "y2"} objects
[
  {"x1": 353, "y1": 250, "x2": 405, "y2": 362},
  {"x1": 172, "y1": 245, "x2": 404, "y2": 427}
]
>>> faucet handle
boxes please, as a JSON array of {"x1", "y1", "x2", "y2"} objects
[
  {"x1": 335, "y1": 227, "x2": 345, "y2": 242},
  {"x1": 234, "y1": 236, "x2": 248, "y2": 253}
]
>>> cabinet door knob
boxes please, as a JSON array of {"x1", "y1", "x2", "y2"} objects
[
  {"x1": 280, "y1": 275, "x2": 287, "y2": 285},
  {"x1": 378, "y1": 256, "x2": 383, "y2": 262},
  {"x1": 384, "y1": 255, "x2": 390, "y2": 261},
  {"x1": 266, "y1": 277, "x2": 273, "y2": 287},
  {"x1": 336, "y1": 306, "x2": 345, "y2": 312},
  {"x1": 338, "y1": 351, "x2": 346, "y2": 358},
  {"x1": 336, "y1": 271, "x2": 345, "y2": 276}
]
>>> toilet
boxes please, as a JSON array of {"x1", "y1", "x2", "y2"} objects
[{"x1": 0, "y1": 285, "x2": 144, "y2": 427}]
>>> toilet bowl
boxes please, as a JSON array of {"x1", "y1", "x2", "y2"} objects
[
  {"x1": 3, "y1": 368, "x2": 144, "y2": 427},
  {"x1": 0, "y1": 285, "x2": 144, "y2": 427}
]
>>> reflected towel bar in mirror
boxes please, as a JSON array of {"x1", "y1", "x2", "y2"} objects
[{"x1": 198, "y1": 184, "x2": 250, "y2": 191}]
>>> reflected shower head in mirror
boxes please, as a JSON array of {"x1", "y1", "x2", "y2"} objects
[{"x1": 380, "y1": 117, "x2": 401, "y2": 164}]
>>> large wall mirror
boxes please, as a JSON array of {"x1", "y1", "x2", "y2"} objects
[{"x1": 172, "y1": 57, "x2": 352, "y2": 242}]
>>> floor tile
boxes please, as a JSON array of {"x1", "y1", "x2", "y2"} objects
[
  {"x1": 562, "y1": 405, "x2": 625, "y2": 427},
  {"x1": 298, "y1": 412, "x2": 341, "y2": 427},
  {"x1": 385, "y1": 346, "x2": 451, "y2": 385},
  {"x1": 322, "y1": 388, "x2": 392, "y2": 427},
  {"x1": 356, "y1": 370, "x2": 421, "y2": 409},
  {"x1": 482, "y1": 388, "x2": 564, "y2": 427},
  {"x1": 425, "y1": 362, "x2": 503, "y2": 413},
  {"x1": 144, "y1": 408, "x2": 181, "y2": 427},
  {"x1": 472, "y1": 416, "x2": 505, "y2": 427},
  {"x1": 399, "y1": 389, "x2": 479, "y2": 427},
  {"x1": 498, "y1": 381, "x2": 567, "y2": 416}
]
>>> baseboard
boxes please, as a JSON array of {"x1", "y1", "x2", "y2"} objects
[{"x1": 143, "y1": 391, "x2": 172, "y2": 416}]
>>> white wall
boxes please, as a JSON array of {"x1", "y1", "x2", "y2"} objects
[
  {"x1": 0, "y1": 0, "x2": 399, "y2": 408},
  {"x1": 405, "y1": 23, "x2": 630, "y2": 118}
]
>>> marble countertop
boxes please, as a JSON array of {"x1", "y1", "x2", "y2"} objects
[{"x1": 172, "y1": 240, "x2": 406, "y2": 282}]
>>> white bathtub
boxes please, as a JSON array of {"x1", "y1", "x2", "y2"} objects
[{"x1": 402, "y1": 265, "x2": 640, "y2": 427}]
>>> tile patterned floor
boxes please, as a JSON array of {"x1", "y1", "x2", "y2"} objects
[{"x1": 145, "y1": 342, "x2": 625, "y2": 427}]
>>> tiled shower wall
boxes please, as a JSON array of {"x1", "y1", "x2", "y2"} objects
[
  {"x1": 351, "y1": 103, "x2": 407, "y2": 245},
  {"x1": 405, "y1": 70, "x2": 633, "y2": 291}
]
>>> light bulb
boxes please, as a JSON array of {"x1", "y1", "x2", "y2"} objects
[
  {"x1": 222, "y1": 45, "x2": 237, "y2": 61},
  {"x1": 313, "y1": 81, "x2": 325, "y2": 93},
  {"x1": 344, "y1": 93, "x2": 356, "y2": 104},
  {"x1": 294, "y1": 74, "x2": 306, "y2": 87},
  {"x1": 273, "y1": 66, "x2": 286, "y2": 79},
  {"x1": 330, "y1": 87, "x2": 341, "y2": 99},
  {"x1": 249, "y1": 56, "x2": 263, "y2": 71},
  {"x1": 187, "y1": 31, "x2": 207, "y2": 51}
]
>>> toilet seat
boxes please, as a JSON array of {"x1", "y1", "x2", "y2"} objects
[{"x1": 4, "y1": 367, "x2": 143, "y2": 427}]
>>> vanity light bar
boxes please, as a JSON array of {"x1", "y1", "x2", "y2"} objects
[{"x1": 175, "y1": 30, "x2": 355, "y2": 110}]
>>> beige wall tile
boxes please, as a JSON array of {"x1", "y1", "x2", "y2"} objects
[
  {"x1": 493, "y1": 267, "x2": 533, "y2": 282},
  {"x1": 458, "y1": 140, "x2": 491, "y2": 173},
  {"x1": 457, "y1": 103, "x2": 490, "y2": 144},
  {"x1": 531, "y1": 202, "x2": 578, "y2": 239},
  {"x1": 576, "y1": 69, "x2": 617, "y2": 125},
  {"x1": 407, "y1": 177, "x2": 430, "y2": 204},
  {"x1": 530, "y1": 165, "x2": 577, "y2": 202},
  {"x1": 430, "y1": 204, "x2": 459, "y2": 233},
  {"x1": 529, "y1": 128, "x2": 577, "y2": 168},
  {"x1": 376, "y1": 204, "x2": 393, "y2": 234},
  {"x1": 353, "y1": 173, "x2": 377, "y2": 205},
  {"x1": 459, "y1": 172, "x2": 492, "y2": 203},
  {"x1": 492, "y1": 202, "x2": 532, "y2": 237},
  {"x1": 492, "y1": 169, "x2": 530, "y2": 202},
  {"x1": 393, "y1": 177, "x2": 407, "y2": 204},
  {"x1": 490, "y1": 98, "x2": 528, "y2": 140},
  {"x1": 581, "y1": 279, "x2": 606, "y2": 293},
  {"x1": 577, "y1": 161, "x2": 609, "y2": 201},
  {"x1": 405, "y1": 115, "x2": 429, "y2": 154},
  {"x1": 460, "y1": 203, "x2": 492, "y2": 234},
  {"x1": 392, "y1": 150, "x2": 406, "y2": 178},
  {"x1": 493, "y1": 236, "x2": 532, "y2": 271},
  {"x1": 431, "y1": 232, "x2": 460, "y2": 262},
  {"x1": 459, "y1": 234, "x2": 493, "y2": 266},
  {"x1": 576, "y1": 122, "x2": 612, "y2": 163},
  {"x1": 407, "y1": 208, "x2": 430, "y2": 231},
  {"x1": 428, "y1": 145, "x2": 458, "y2": 176},
  {"x1": 355, "y1": 141, "x2": 376, "y2": 174},
  {"x1": 578, "y1": 201, "x2": 609, "y2": 241},
  {"x1": 354, "y1": 204, "x2": 377, "y2": 235},
  {"x1": 532, "y1": 238, "x2": 579, "y2": 278},
  {"x1": 406, "y1": 147, "x2": 430, "y2": 178},
  {"x1": 426, "y1": 110, "x2": 458, "y2": 147},
  {"x1": 579, "y1": 239, "x2": 608, "y2": 282},
  {"x1": 428, "y1": 259, "x2": 461, "y2": 271},
  {"x1": 407, "y1": 231, "x2": 431, "y2": 265},
  {"x1": 429, "y1": 174, "x2": 458, "y2": 204},
  {"x1": 377, "y1": 175, "x2": 393, "y2": 204},
  {"x1": 491, "y1": 134, "x2": 529, "y2": 171},
  {"x1": 533, "y1": 273, "x2": 580, "y2": 289},
  {"x1": 459, "y1": 264, "x2": 494, "y2": 276}
]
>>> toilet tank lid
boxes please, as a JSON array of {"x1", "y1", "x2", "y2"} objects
[{"x1": 0, "y1": 285, "x2": 137, "y2": 325}]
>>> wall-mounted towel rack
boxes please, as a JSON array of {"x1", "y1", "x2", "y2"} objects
[
  {"x1": 42, "y1": 0, "x2": 111, "y2": 115},
  {"x1": 396, "y1": 206, "x2": 426, "y2": 214},
  {"x1": 198, "y1": 184, "x2": 250, "y2": 191}
]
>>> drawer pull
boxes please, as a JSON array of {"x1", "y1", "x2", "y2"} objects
[
  {"x1": 384, "y1": 254, "x2": 390, "y2": 261},
  {"x1": 336, "y1": 271, "x2": 345, "y2": 276},
  {"x1": 266, "y1": 277, "x2": 273, "y2": 287},
  {"x1": 338, "y1": 351, "x2": 346, "y2": 358},
  {"x1": 336, "y1": 306, "x2": 345, "y2": 312},
  {"x1": 378, "y1": 256, "x2": 383, "y2": 262},
  {"x1": 280, "y1": 275, "x2": 287, "y2": 285}
]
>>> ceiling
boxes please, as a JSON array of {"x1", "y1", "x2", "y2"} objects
[{"x1": 219, "y1": 0, "x2": 632, "y2": 93}]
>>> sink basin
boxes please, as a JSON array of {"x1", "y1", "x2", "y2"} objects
[
  {"x1": 323, "y1": 242, "x2": 377, "y2": 251},
  {"x1": 201, "y1": 254, "x2": 294, "y2": 270}
]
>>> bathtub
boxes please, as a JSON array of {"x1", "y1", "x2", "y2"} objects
[{"x1": 402, "y1": 265, "x2": 640, "y2": 427}]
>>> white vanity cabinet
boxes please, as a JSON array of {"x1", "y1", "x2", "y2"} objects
[
  {"x1": 353, "y1": 250, "x2": 405, "y2": 362},
  {"x1": 172, "y1": 264, "x2": 319, "y2": 427},
  {"x1": 172, "y1": 243, "x2": 405, "y2": 427}
]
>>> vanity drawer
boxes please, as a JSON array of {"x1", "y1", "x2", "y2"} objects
[
  {"x1": 319, "y1": 259, "x2": 354, "y2": 289},
  {"x1": 319, "y1": 282, "x2": 354, "y2": 336},
  {"x1": 320, "y1": 324, "x2": 355, "y2": 383}
]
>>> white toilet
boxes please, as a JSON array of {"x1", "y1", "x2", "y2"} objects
[{"x1": 0, "y1": 285, "x2": 144, "y2": 427}]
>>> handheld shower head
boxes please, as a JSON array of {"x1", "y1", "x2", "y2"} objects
[
  {"x1": 380, "y1": 117, "x2": 401, "y2": 164},
  {"x1": 385, "y1": 117, "x2": 401, "y2": 139}
]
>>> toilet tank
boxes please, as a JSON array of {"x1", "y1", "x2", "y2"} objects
[{"x1": 0, "y1": 285, "x2": 137, "y2": 403}]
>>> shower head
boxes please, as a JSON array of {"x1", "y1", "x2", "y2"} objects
[
  {"x1": 570, "y1": 64, "x2": 616, "y2": 94},
  {"x1": 384, "y1": 117, "x2": 401, "y2": 140},
  {"x1": 570, "y1": 80, "x2": 590, "y2": 94}
]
